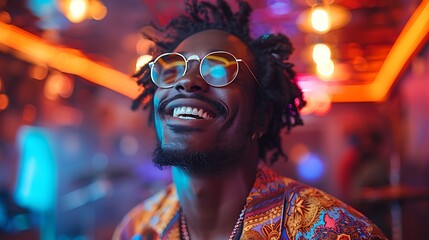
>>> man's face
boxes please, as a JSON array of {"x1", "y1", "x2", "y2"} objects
[{"x1": 152, "y1": 29, "x2": 259, "y2": 172}]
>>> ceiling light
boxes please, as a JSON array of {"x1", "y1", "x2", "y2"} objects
[
  {"x1": 311, "y1": 7, "x2": 330, "y2": 32},
  {"x1": 312, "y1": 43, "x2": 331, "y2": 64},
  {"x1": 316, "y1": 59, "x2": 335, "y2": 78},
  {"x1": 297, "y1": 4, "x2": 351, "y2": 33}
]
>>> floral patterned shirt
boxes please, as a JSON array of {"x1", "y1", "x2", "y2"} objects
[{"x1": 113, "y1": 163, "x2": 387, "y2": 240}]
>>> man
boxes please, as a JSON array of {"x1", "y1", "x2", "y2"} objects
[{"x1": 114, "y1": 0, "x2": 387, "y2": 239}]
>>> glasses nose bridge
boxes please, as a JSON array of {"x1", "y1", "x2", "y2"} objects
[
  {"x1": 184, "y1": 54, "x2": 202, "y2": 74},
  {"x1": 173, "y1": 54, "x2": 209, "y2": 92}
]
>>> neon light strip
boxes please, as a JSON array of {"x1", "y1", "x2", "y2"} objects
[
  {"x1": 331, "y1": 0, "x2": 429, "y2": 102},
  {"x1": 1, "y1": 0, "x2": 428, "y2": 103},
  {"x1": 0, "y1": 22, "x2": 142, "y2": 99},
  {"x1": 369, "y1": 0, "x2": 429, "y2": 101}
]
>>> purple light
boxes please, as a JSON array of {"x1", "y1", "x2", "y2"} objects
[{"x1": 267, "y1": 0, "x2": 292, "y2": 16}]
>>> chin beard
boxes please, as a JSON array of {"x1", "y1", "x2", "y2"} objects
[{"x1": 152, "y1": 144, "x2": 245, "y2": 176}]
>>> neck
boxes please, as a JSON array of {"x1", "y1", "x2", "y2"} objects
[{"x1": 172, "y1": 153, "x2": 258, "y2": 240}]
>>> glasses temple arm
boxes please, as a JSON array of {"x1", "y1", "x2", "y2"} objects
[{"x1": 238, "y1": 60, "x2": 260, "y2": 86}]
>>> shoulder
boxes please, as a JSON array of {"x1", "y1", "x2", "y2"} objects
[
  {"x1": 112, "y1": 185, "x2": 179, "y2": 240},
  {"x1": 280, "y1": 178, "x2": 387, "y2": 239}
]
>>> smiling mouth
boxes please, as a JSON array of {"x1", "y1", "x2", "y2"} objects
[{"x1": 172, "y1": 106, "x2": 214, "y2": 120}]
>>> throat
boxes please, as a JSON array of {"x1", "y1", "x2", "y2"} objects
[
  {"x1": 179, "y1": 206, "x2": 246, "y2": 240},
  {"x1": 172, "y1": 168, "x2": 251, "y2": 240}
]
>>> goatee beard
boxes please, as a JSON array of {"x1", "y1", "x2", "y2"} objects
[{"x1": 152, "y1": 144, "x2": 245, "y2": 176}]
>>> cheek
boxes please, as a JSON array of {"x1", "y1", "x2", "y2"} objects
[
  {"x1": 152, "y1": 89, "x2": 166, "y2": 118},
  {"x1": 237, "y1": 89, "x2": 259, "y2": 129},
  {"x1": 152, "y1": 92, "x2": 164, "y2": 142},
  {"x1": 226, "y1": 94, "x2": 257, "y2": 134},
  {"x1": 153, "y1": 111, "x2": 164, "y2": 142}
]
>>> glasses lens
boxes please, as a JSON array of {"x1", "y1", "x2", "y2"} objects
[
  {"x1": 151, "y1": 54, "x2": 186, "y2": 87},
  {"x1": 201, "y1": 52, "x2": 238, "y2": 86}
]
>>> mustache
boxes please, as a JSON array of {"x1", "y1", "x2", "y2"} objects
[{"x1": 157, "y1": 94, "x2": 227, "y2": 116}]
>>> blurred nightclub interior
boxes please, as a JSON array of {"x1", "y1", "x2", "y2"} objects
[{"x1": 0, "y1": 0, "x2": 428, "y2": 239}]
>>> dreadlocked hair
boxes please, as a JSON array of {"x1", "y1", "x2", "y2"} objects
[{"x1": 132, "y1": 0, "x2": 306, "y2": 165}]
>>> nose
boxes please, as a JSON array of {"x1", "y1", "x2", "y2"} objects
[{"x1": 174, "y1": 64, "x2": 209, "y2": 92}]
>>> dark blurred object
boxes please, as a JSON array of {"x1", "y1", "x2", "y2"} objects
[
  {"x1": 338, "y1": 125, "x2": 391, "y2": 236},
  {"x1": 360, "y1": 185, "x2": 429, "y2": 203},
  {"x1": 0, "y1": 230, "x2": 39, "y2": 240},
  {"x1": 0, "y1": 189, "x2": 39, "y2": 239},
  {"x1": 338, "y1": 126, "x2": 390, "y2": 200}
]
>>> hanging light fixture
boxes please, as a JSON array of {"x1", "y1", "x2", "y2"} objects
[
  {"x1": 311, "y1": 43, "x2": 335, "y2": 79},
  {"x1": 316, "y1": 58, "x2": 335, "y2": 78},
  {"x1": 312, "y1": 43, "x2": 331, "y2": 65},
  {"x1": 296, "y1": 0, "x2": 349, "y2": 81},
  {"x1": 311, "y1": 5, "x2": 330, "y2": 33},
  {"x1": 296, "y1": 3, "x2": 351, "y2": 33}
]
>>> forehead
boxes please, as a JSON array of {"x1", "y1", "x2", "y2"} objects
[{"x1": 174, "y1": 29, "x2": 252, "y2": 58}]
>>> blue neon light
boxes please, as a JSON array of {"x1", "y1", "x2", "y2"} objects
[{"x1": 14, "y1": 126, "x2": 57, "y2": 212}]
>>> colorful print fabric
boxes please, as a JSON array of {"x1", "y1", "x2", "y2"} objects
[{"x1": 113, "y1": 163, "x2": 387, "y2": 239}]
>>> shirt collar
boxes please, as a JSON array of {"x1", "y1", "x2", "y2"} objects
[{"x1": 160, "y1": 162, "x2": 287, "y2": 239}]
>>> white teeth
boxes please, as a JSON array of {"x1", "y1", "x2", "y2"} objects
[
  {"x1": 172, "y1": 106, "x2": 213, "y2": 120},
  {"x1": 178, "y1": 116, "x2": 195, "y2": 119}
]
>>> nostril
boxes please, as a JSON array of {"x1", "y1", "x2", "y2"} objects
[
  {"x1": 175, "y1": 84, "x2": 185, "y2": 91},
  {"x1": 174, "y1": 77, "x2": 208, "y2": 92},
  {"x1": 191, "y1": 86, "x2": 202, "y2": 91},
  {"x1": 175, "y1": 84, "x2": 202, "y2": 92}
]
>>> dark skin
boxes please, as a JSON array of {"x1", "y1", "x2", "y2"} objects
[{"x1": 153, "y1": 30, "x2": 270, "y2": 239}]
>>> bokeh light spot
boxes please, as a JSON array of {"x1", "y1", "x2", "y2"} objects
[
  {"x1": 297, "y1": 153, "x2": 324, "y2": 181},
  {"x1": 119, "y1": 134, "x2": 139, "y2": 156},
  {"x1": 0, "y1": 93, "x2": 8, "y2": 110},
  {"x1": 22, "y1": 104, "x2": 37, "y2": 123}
]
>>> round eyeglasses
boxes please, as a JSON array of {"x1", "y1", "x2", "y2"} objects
[{"x1": 148, "y1": 51, "x2": 259, "y2": 88}]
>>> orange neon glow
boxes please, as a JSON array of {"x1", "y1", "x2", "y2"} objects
[
  {"x1": 0, "y1": 22, "x2": 141, "y2": 100},
  {"x1": 0, "y1": 0, "x2": 428, "y2": 103},
  {"x1": 330, "y1": 0, "x2": 429, "y2": 102},
  {"x1": 368, "y1": 0, "x2": 429, "y2": 101}
]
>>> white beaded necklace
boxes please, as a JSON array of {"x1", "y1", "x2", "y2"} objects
[{"x1": 180, "y1": 207, "x2": 246, "y2": 240}]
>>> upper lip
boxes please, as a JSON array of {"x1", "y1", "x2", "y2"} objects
[{"x1": 158, "y1": 94, "x2": 226, "y2": 119}]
